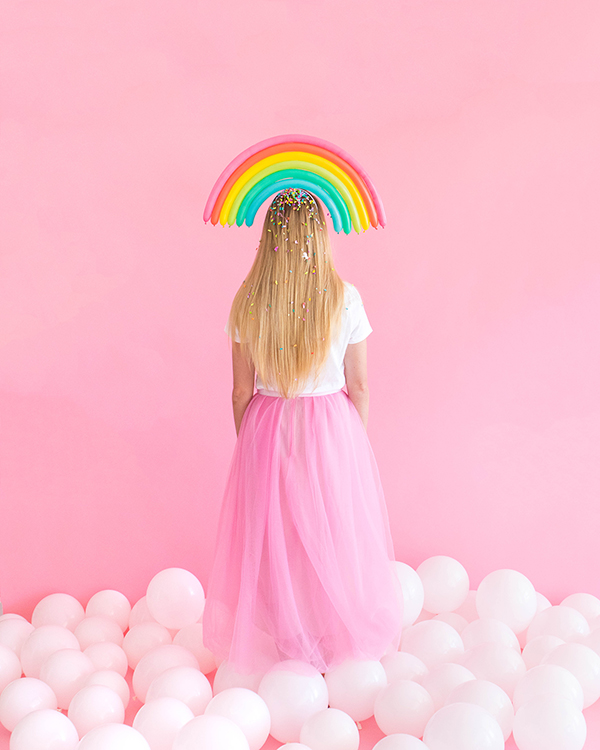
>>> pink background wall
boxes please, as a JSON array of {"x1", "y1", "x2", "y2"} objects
[{"x1": 1, "y1": 0, "x2": 599, "y2": 625}]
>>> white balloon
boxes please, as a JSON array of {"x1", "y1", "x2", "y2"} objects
[
  {"x1": 452, "y1": 590, "x2": 479, "y2": 623},
  {"x1": 380, "y1": 651, "x2": 429, "y2": 683},
  {"x1": 583, "y1": 627, "x2": 600, "y2": 657},
  {"x1": 527, "y1": 606, "x2": 590, "y2": 644},
  {"x1": 0, "y1": 643, "x2": 22, "y2": 692},
  {"x1": 67, "y1": 684, "x2": 125, "y2": 736},
  {"x1": 10, "y1": 708, "x2": 79, "y2": 750},
  {"x1": 476, "y1": 570, "x2": 537, "y2": 633},
  {"x1": 392, "y1": 562, "x2": 425, "y2": 627},
  {"x1": 459, "y1": 643, "x2": 526, "y2": 699},
  {"x1": 129, "y1": 597, "x2": 158, "y2": 628},
  {"x1": 536, "y1": 592, "x2": 552, "y2": 612},
  {"x1": 417, "y1": 663, "x2": 475, "y2": 711},
  {"x1": 513, "y1": 664, "x2": 584, "y2": 712},
  {"x1": 0, "y1": 677, "x2": 57, "y2": 732},
  {"x1": 513, "y1": 695, "x2": 586, "y2": 750},
  {"x1": 86, "y1": 590, "x2": 131, "y2": 632},
  {"x1": 445, "y1": 678, "x2": 513, "y2": 741},
  {"x1": 78, "y1": 723, "x2": 152, "y2": 750},
  {"x1": 374, "y1": 679, "x2": 435, "y2": 737},
  {"x1": 133, "y1": 697, "x2": 194, "y2": 750},
  {"x1": 74, "y1": 616, "x2": 124, "y2": 650},
  {"x1": 373, "y1": 736, "x2": 429, "y2": 750},
  {"x1": 0, "y1": 617, "x2": 34, "y2": 656},
  {"x1": 561, "y1": 593, "x2": 600, "y2": 624},
  {"x1": 299, "y1": 708, "x2": 359, "y2": 750},
  {"x1": 172, "y1": 714, "x2": 249, "y2": 750},
  {"x1": 461, "y1": 618, "x2": 521, "y2": 652},
  {"x1": 32, "y1": 594, "x2": 85, "y2": 632},
  {"x1": 431, "y1": 613, "x2": 468, "y2": 633},
  {"x1": 146, "y1": 666, "x2": 212, "y2": 715},
  {"x1": 589, "y1": 615, "x2": 600, "y2": 633},
  {"x1": 541, "y1": 642, "x2": 600, "y2": 708},
  {"x1": 521, "y1": 635, "x2": 565, "y2": 670},
  {"x1": 258, "y1": 660, "x2": 328, "y2": 743},
  {"x1": 84, "y1": 641, "x2": 128, "y2": 676},
  {"x1": 173, "y1": 623, "x2": 217, "y2": 674},
  {"x1": 84, "y1": 670, "x2": 130, "y2": 709},
  {"x1": 424, "y1": 702, "x2": 504, "y2": 750},
  {"x1": 146, "y1": 569, "x2": 205, "y2": 630},
  {"x1": 213, "y1": 660, "x2": 263, "y2": 695},
  {"x1": 325, "y1": 659, "x2": 387, "y2": 721},
  {"x1": 132, "y1": 644, "x2": 199, "y2": 703},
  {"x1": 400, "y1": 620, "x2": 464, "y2": 669},
  {"x1": 39, "y1": 648, "x2": 95, "y2": 709},
  {"x1": 205, "y1": 687, "x2": 270, "y2": 750},
  {"x1": 416, "y1": 556, "x2": 469, "y2": 614},
  {"x1": 20, "y1": 626, "x2": 80, "y2": 679},
  {"x1": 123, "y1": 622, "x2": 173, "y2": 670}
]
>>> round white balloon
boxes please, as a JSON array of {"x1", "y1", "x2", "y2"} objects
[
  {"x1": 513, "y1": 664, "x2": 584, "y2": 712},
  {"x1": 258, "y1": 660, "x2": 328, "y2": 744},
  {"x1": 205, "y1": 687, "x2": 270, "y2": 750},
  {"x1": 380, "y1": 651, "x2": 429, "y2": 683},
  {"x1": 526, "y1": 606, "x2": 590, "y2": 644},
  {"x1": 374, "y1": 679, "x2": 435, "y2": 737},
  {"x1": 299, "y1": 708, "x2": 359, "y2": 750},
  {"x1": 513, "y1": 695, "x2": 586, "y2": 750},
  {"x1": 445, "y1": 678, "x2": 513, "y2": 741},
  {"x1": 476, "y1": 570, "x2": 537, "y2": 633},
  {"x1": 392, "y1": 562, "x2": 425, "y2": 627},
  {"x1": 325, "y1": 659, "x2": 387, "y2": 721},
  {"x1": 10, "y1": 708, "x2": 79, "y2": 750},
  {"x1": 78, "y1": 723, "x2": 152, "y2": 750},
  {"x1": 416, "y1": 556, "x2": 469, "y2": 614},
  {"x1": 541, "y1": 642, "x2": 600, "y2": 708},
  {"x1": 133, "y1": 697, "x2": 194, "y2": 750},
  {"x1": 459, "y1": 643, "x2": 526, "y2": 699},
  {"x1": 373, "y1": 736, "x2": 429, "y2": 750},
  {"x1": 172, "y1": 714, "x2": 249, "y2": 750},
  {"x1": 423, "y1": 702, "x2": 504, "y2": 750},
  {"x1": 400, "y1": 620, "x2": 464, "y2": 669},
  {"x1": 522, "y1": 635, "x2": 565, "y2": 670},
  {"x1": 561, "y1": 593, "x2": 600, "y2": 624},
  {"x1": 417, "y1": 663, "x2": 475, "y2": 711},
  {"x1": 461, "y1": 618, "x2": 521, "y2": 652}
]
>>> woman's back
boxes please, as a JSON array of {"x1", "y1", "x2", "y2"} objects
[{"x1": 253, "y1": 281, "x2": 373, "y2": 397}]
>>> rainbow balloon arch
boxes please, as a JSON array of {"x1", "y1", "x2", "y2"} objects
[{"x1": 203, "y1": 134, "x2": 386, "y2": 234}]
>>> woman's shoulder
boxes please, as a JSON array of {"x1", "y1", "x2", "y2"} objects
[{"x1": 342, "y1": 280, "x2": 365, "y2": 305}]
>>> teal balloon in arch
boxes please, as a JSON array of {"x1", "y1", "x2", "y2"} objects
[{"x1": 238, "y1": 171, "x2": 351, "y2": 234}]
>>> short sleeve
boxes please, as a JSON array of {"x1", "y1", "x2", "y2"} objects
[
  {"x1": 347, "y1": 285, "x2": 373, "y2": 344},
  {"x1": 224, "y1": 321, "x2": 241, "y2": 343}
]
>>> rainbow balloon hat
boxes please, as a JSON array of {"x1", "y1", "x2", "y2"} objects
[{"x1": 204, "y1": 134, "x2": 386, "y2": 234}]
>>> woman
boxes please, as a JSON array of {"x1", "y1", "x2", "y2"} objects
[{"x1": 203, "y1": 188, "x2": 402, "y2": 675}]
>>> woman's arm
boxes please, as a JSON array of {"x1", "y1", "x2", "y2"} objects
[
  {"x1": 344, "y1": 339, "x2": 369, "y2": 430},
  {"x1": 231, "y1": 342, "x2": 255, "y2": 435}
]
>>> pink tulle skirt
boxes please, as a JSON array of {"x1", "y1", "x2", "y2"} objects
[{"x1": 203, "y1": 390, "x2": 403, "y2": 674}]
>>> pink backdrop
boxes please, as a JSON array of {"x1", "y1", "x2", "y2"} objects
[{"x1": 1, "y1": 0, "x2": 599, "y2": 638}]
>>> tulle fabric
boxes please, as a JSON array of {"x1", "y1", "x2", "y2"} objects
[{"x1": 203, "y1": 390, "x2": 403, "y2": 674}]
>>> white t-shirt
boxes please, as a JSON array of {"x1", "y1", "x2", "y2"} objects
[{"x1": 226, "y1": 281, "x2": 373, "y2": 396}]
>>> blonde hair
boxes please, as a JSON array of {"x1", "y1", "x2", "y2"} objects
[{"x1": 228, "y1": 192, "x2": 345, "y2": 398}]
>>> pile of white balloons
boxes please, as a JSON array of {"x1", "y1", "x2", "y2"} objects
[{"x1": 0, "y1": 559, "x2": 599, "y2": 750}]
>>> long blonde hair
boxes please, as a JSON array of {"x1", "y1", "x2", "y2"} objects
[{"x1": 228, "y1": 190, "x2": 345, "y2": 398}]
